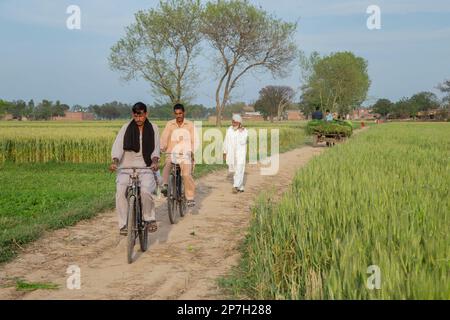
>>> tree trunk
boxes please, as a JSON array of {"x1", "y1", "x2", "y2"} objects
[{"x1": 216, "y1": 106, "x2": 222, "y2": 127}]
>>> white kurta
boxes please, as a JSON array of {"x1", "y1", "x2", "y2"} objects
[
  {"x1": 223, "y1": 126, "x2": 248, "y2": 190},
  {"x1": 111, "y1": 121, "x2": 160, "y2": 228}
]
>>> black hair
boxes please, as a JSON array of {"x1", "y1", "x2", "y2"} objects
[
  {"x1": 173, "y1": 103, "x2": 185, "y2": 112},
  {"x1": 132, "y1": 102, "x2": 147, "y2": 114},
  {"x1": 326, "y1": 109, "x2": 330, "y2": 113},
  {"x1": 315, "y1": 107, "x2": 320, "y2": 111}
]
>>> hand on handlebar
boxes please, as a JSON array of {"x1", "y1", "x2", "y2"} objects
[
  {"x1": 150, "y1": 159, "x2": 159, "y2": 172},
  {"x1": 109, "y1": 158, "x2": 119, "y2": 173}
]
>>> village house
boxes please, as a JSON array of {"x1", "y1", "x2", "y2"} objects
[
  {"x1": 284, "y1": 110, "x2": 305, "y2": 121},
  {"x1": 416, "y1": 108, "x2": 450, "y2": 121},
  {"x1": 0, "y1": 113, "x2": 14, "y2": 121},
  {"x1": 52, "y1": 111, "x2": 95, "y2": 121},
  {"x1": 351, "y1": 108, "x2": 377, "y2": 120},
  {"x1": 241, "y1": 105, "x2": 264, "y2": 121}
]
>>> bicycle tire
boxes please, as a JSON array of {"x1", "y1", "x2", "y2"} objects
[
  {"x1": 167, "y1": 174, "x2": 177, "y2": 224},
  {"x1": 127, "y1": 195, "x2": 137, "y2": 264},
  {"x1": 137, "y1": 198, "x2": 148, "y2": 252},
  {"x1": 178, "y1": 176, "x2": 186, "y2": 217}
]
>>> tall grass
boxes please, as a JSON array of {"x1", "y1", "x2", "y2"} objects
[
  {"x1": 224, "y1": 123, "x2": 450, "y2": 299},
  {"x1": 0, "y1": 121, "x2": 307, "y2": 164}
]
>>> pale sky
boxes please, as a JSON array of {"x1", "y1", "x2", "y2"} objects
[{"x1": 1, "y1": 0, "x2": 449, "y2": 107}]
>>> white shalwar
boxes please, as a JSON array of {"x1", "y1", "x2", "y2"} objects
[
  {"x1": 111, "y1": 121, "x2": 160, "y2": 229},
  {"x1": 223, "y1": 126, "x2": 248, "y2": 191}
]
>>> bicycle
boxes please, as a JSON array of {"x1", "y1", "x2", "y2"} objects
[
  {"x1": 165, "y1": 153, "x2": 190, "y2": 224},
  {"x1": 119, "y1": 167, "x2": 156, "y2": 264}
]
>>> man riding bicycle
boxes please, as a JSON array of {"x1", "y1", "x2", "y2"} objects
[
  {"x1": 160, "y1": 103, "x2": 197, "y2": 207},
  {"x1": 109, "y1": 102, "x2": 160, "y2": 235}
]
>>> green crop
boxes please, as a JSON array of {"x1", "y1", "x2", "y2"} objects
[{"x1": 224, "y1": 122, "x2": 450, "y2": 299}]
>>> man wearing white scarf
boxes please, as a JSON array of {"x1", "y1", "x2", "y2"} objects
[{"x1": 223, "y1": 114, "x2": 248, "y2": 193}]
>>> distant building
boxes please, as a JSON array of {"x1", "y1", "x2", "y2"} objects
[
  {"x1": 284, "y1": 110, "x2": 305, "y2": 121},
  {"x1": 417, "y1": 109, "x2": 450, "y2": 121},
  {"x1": 52, "y1": 111, "x2": 95, "y2": 121},
  {"x1": 351, "y1": 108, "x2": 376, "y2": 120},
  {"x1": 241, "y1": 111, "x2": 264, "y2": 122},
  {"x1": 242, "y1": 105, "x2": 256, "y2": 113},
  {"x1": 0, "y1": 113, "x2": 13, "y2": 121}
]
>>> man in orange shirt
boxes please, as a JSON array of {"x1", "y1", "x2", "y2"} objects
[{"x1": 160, "y1": 104, "x2": 197, "y2": 207}]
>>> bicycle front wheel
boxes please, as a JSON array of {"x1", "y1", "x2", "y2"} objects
[
  {"x1": 178, "y1": 176, "x2": 186, "y2": 218},
  {"x1": 127, "y1": 195, "x2": 137, "y2": 264},
  {"x1": 167, "y1": 174, "x2": 178, "y2": 224},
  {"x1": 137, "y1": 200, "x2": 148, "y2": 252}
]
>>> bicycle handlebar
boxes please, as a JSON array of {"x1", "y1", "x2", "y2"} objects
[{"x1": 163, "y1": 151, "x2": 192, "y2": 155}]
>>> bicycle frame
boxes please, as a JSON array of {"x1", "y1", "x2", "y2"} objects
[
  {"x1": 119, "y1": 168, "x2": 148, "y2": 230},
  {"x1": 118, "y1": 167, "x2": 155, "y2": 263},
  {"x1": 164, "y1": 153, "x2": 189, "y2": 224},
  {"x1": 170, "y1": 163, "x2": 183, "y2": 201}
]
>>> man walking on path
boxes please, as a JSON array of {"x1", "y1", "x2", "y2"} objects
[
  {"x1": 223, "y1": 114, "x2": 248, "y2": 193},
  {"x1": 109, "y1": 102, "x2": 160, "y2": 235}
]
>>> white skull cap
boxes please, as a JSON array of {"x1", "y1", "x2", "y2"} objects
[{"x1": 232, "y1": 114, "x2": 243, "y2": 123}]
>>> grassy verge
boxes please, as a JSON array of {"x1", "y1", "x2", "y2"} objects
[
  {"x1": 0, "y1": 161, "x2": 229, "y2": 264},
  {"x1": 222, "y1": 123, "x2": 449, "y2": 299}
]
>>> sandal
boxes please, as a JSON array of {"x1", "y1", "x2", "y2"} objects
[
  {"x1": 187, "y1": 200, "x2": 196, "y2": 207},
  {"x1": 146, "y1": 220, "x2": 158, "y2": 233}
]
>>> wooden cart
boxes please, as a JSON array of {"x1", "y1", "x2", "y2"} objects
[{"x1": 312, "y1": 132, "x2": 347, "y2": 147}]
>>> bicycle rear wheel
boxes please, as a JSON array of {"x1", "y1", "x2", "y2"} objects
[
  {"x1": 127, "y1": 195, "x2": 137, "y2": 264},
  {"x1": 137, "y1": 199, "x2": 148, "y2": 252},
  {"x1": 167, "y1": 174, "x2": 178, "y2": 224}
]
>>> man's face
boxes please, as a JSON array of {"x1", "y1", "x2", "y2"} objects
[
  {"x1": 174, "y1": 109, "x2": 185, "y2": 122},
  {"x1": 133, "y1": 111, "x2": 147, "y2": 126},
  {"x1": 232, "y1": 120, "x2": 240, "y2": 128}
]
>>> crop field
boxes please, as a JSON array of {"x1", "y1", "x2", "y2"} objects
[
  {"x1": 0, "y1": 120, "x2": 309, "y2": 262},
  {"x1": 0, "y1": 120, "x2": 309, "y2": 164},
  {"x1": 223, "y1": 122, "x2": 450, "y2": 299}
]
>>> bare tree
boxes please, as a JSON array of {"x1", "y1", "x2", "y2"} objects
[
  {"x1": 201, "y1": 0, "x2": 298, "y2": 126},
  {"x1": 109, "y1": 0, "x2": 202, "y2": 104}
]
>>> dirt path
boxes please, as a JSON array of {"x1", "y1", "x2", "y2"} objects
[{"x1": 0, "y1": 143, "x2": 331, "y2": 300}]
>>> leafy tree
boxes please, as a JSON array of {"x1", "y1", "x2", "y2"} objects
[
  {"x1": 254, "y1": 86, "x2": 295, "y2": 122},
  {"x1": 300, "y1": 51, "x2": 370, "y2": 116},
  {"x1": 34, "y1": 100, "x2": 53, "y2": 120},
  {"x1": 408, "y1": 92, "x2": 440, "y2": 115},
  {"x1": 372, "y1": 98, "x2": 393, "y2": 117},
  {"x1": 201, "y1": 0, "x2": 298, "y2": 126},
  {"x1": 9, "y1": 100, "x2": 27, "y2": 119},
  {"x1": 222, "y1": 102, "x2": 246, "y2": 119},
  {"x1": 52, "y1": 100, "x2": 70, "y2": 117},
  {"x1": 187, "y1": 104, "x2": 212, "y2": 119},
  {"x1": 387, "y1": 92, "x2": 440, "y2": 119},
  {"x1": 437, "y1": 79, "x2": 450, "y2": 106},
  {"x1": 149, "y1": 103, "x2": 174, "y2": 120},
  {"x1": 88, "y1": 101, "x2": 132, "y2": 120},
  {"x1": 110, "y1": 0, "x2": 202, "y2": 104},
  {"x1": 149, "y1": 103, "x2": 211, "y2": 120},
  {"x1": 0, "y1": 99, "x2": 11, "y2": 117},
  {"x1": 26, "y1": 99, "x2": 35, "y2": 118},
  {"x1": 71, "y1": 104, "x2": 87, "y2": 112},
  {"x1": 391, "y1": 98, "x2": 412, "y2": 119}
]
